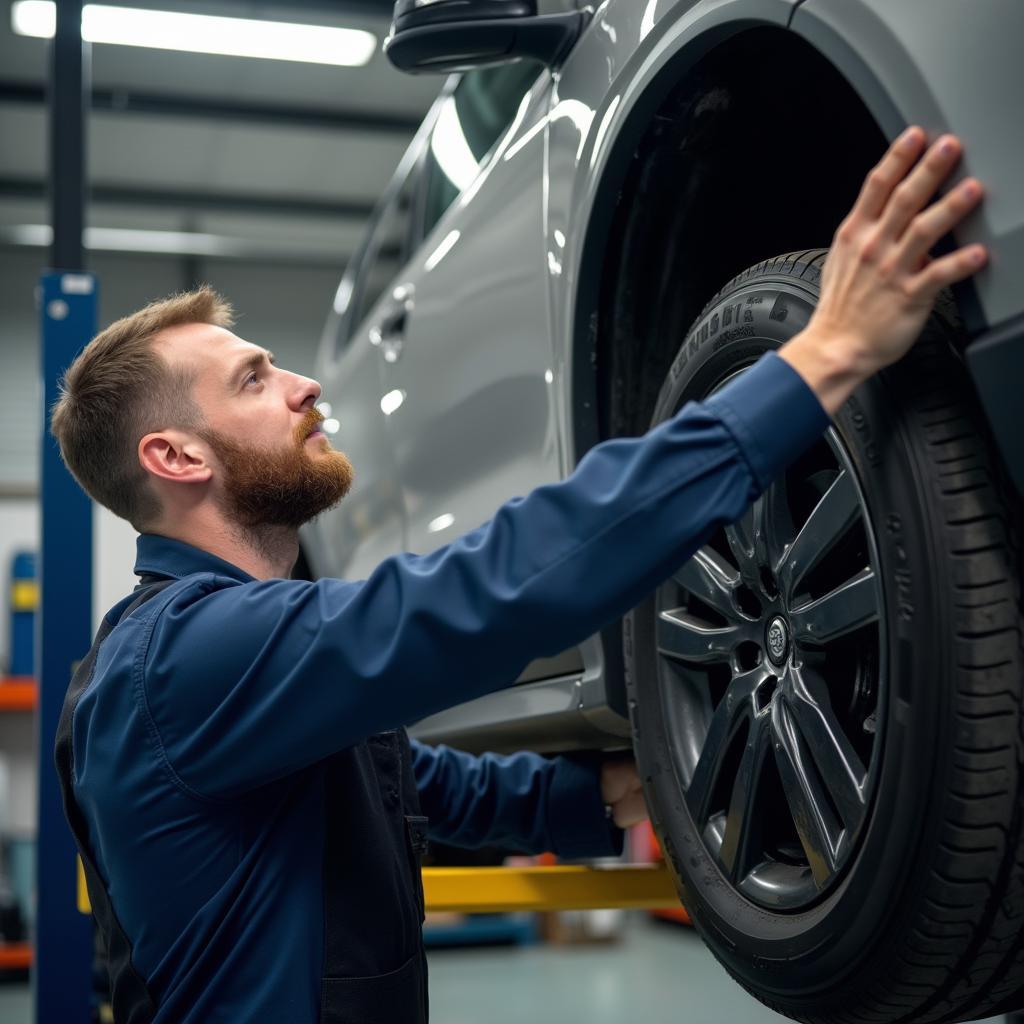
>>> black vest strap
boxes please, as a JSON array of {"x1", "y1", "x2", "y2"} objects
[{"x1": 54, "y1": 579, "x2": 174, "y2": 1024}]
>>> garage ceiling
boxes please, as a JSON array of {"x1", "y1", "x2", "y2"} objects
[{"x1": 0, "y1": 0, "x2": 444, "y2": 265}]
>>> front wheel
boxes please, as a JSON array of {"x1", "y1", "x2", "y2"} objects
[{"x1": 625, "y1": 250, "x2": 1024, "y2": 1024}]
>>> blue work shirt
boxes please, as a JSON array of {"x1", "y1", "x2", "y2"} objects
[{"x1": 69, "y1": 350, "x2": 828, "y2": 1021}]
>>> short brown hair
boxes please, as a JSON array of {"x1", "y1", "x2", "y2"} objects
[{"x1": 50, "y1": 286, "x2": 234, "y2": 530}]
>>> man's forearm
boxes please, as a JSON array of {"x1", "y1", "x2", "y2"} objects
[{"x1": 412, "y1": 741, "x2": 622, "y2": 858}]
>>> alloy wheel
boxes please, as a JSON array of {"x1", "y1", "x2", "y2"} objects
[{"x1": 655, "y1": 411, "x2": 886, "y2": 910}]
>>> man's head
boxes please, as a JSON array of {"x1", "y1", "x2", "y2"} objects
[{"x1": 50, "y1": 286, "x2": 352, "y2": 535}]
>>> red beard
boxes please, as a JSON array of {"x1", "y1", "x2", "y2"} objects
[{"x1": 201, "y1": 408, "x2": 354, "y2": 530}]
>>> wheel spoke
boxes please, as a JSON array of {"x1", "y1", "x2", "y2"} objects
[
  {"x1": 673, "y1": 546, "x2": 742, "y2": 621},
  {"x1": 753, "y1": 474, "x2": 795, "y2": 572},
  {"x1": 724, "y1": 504, "x2": 755, "y2": 568},
  {"x1": 780, "y1": 469, "x2": 860, "y2": 598},
  {"x1": 785, "y1": 666, "x2": 868, "y2": 829},
  {"x1": 719, "y1": 713, "x2": 772, "y2": 883},
  {"x1": 771, "y1": 698, "x2": 843, "y2": 888},
  {"x1": 686, "y1": 669, "x2": 765, "y2": 827},
  {"x1": 657, "y1": 610, "x2": 741, "y2": 665},
  {"x1": 790, "y1": 567, "x2": 878, "y2": 645}
]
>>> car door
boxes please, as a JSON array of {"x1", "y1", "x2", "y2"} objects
[
  {"x1": 304, "y1": 164, "x2": 422, "y2": 581},
  {"x1": 377, "y1": 63, "x2": 561, "y2": 556}
]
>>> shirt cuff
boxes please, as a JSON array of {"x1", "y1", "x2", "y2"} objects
[
  {"x1": 546, "y1": 754, "x2": 624, "y2": 860},
  {"x1": 702, "y1": 350, "x2": 830, "y2": 493}
]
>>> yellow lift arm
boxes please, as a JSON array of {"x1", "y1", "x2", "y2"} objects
[{"x1": 78, "y1": 858, "x2": 683, "y2": 915}]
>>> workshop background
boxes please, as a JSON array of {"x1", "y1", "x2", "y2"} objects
[{"x1": 0, "y1": 2, "x2": 1013, "y2": 1024}]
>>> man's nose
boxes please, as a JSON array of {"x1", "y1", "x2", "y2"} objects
[{"x1": 291, "y1": 373, "x2": 322, "y2": 410}]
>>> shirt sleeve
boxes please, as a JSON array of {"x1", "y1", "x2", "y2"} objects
[
  {"x1": 142, "y1": 351, "x2": 828, "y2": 800},
  {"x1": 411, "y1": 739, "x2": 622, "y2": 858}
]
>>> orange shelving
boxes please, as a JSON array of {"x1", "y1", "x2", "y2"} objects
[
  {"x1": 0, "y1": 678, "x2": 36, "y2": 711},
  {"x1": 0, "y1": 943, "x2": 32, "y2": 970},
  {"x1": 0, "y1": 679, "x2": 35, "y2": 969}
]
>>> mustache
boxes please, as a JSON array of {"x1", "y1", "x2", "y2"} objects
[{"x1": 294, "y1": 408, "x2": 325, "y2": 445}]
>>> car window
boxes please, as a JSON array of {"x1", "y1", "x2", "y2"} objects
[
  {"x1": 422, "y1": 61, "x2": 542, "y2": 238},
  {"x1": 337, "y1": 172, "x2": 419, "y2": 354}
]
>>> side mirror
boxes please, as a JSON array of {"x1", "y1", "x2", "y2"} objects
[{"x1": 384, "y1": 0, "x2": 587, "y2": 75}]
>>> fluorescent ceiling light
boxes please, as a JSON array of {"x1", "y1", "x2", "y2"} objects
[
  {"x1": 0, "y1": 223, "x2": 338, "y2": 260},
  {"x1": 91, "y1": 226, "x2": 242, "y2": 255},
  {"x1": 2, "y1": 223, "x2": 241, "y2": 254},
  {"x1": 4, "y1": 224, "x2": 51, "y2": 246},
  {"x1": 12, "y1": 1, "x2": 377, "y2": 67}
]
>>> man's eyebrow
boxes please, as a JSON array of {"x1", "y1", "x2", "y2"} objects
[{"x1": 229, "y1": 349, "x2": 276, "y2": 388}]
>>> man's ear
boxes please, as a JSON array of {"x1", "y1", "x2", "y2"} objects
[{"x1": 138, "y1": 431, "x2": 213, "y2": 485}]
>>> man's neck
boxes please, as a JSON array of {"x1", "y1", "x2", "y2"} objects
[{"x1": 155, "y1": 510, "x2": 300, "y2": 580}]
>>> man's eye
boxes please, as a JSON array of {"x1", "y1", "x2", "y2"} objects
[{"x1": 245, "y1": 371, "x2": 260, "y2": 386}]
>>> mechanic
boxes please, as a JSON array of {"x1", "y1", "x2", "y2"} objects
[{"x1": 49, "y1": 127, "x2": 985, "y2": 1024}]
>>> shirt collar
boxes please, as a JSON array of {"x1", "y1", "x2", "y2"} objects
[{"x1": 133, "y1": 533, "x2": 256, "y2": 584}]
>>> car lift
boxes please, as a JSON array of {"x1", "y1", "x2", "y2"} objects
[{"x1": 78, "y1": 858, "x2": 687, "y2": 916}]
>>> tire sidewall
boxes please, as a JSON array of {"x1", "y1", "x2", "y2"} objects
[{"x1": 626, "y1": 268, "x2": 955, "y2": 1002}]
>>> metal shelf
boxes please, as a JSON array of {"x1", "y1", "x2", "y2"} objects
[
  {"x1": 0, "y1": 942, "x2": 32, "y2": 970},
  {"x1": 0, "y1": 677, "x2": 36, "y2": 711}
]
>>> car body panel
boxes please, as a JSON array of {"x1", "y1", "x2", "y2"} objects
[
  {"x1": 791, "y1": 0, "x2": 1024, "y2": 332},
  {"x1": 305, "y1": 108, "x2": 444, "y2": 582},
  {"x1": 307, "y1": 0, "x2": 1024, "y2": 752},
  {"x1": 548, "y1": 0, "x2": 801, "y2": 467},
  {"x1": 381, "y1": 70, "x2": 565, "y2": 556},
  {"x1": 304, "y1": 310, "x2": 407, "y2": 582}
]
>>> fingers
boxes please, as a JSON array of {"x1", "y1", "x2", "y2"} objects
[
  {"x1": 876, "y1": 134, "x2": 964, "y2": 242},
  {"x1": 600, "y1": 758, "x2": 641, "y2": 804},
  {"x1": 848, "y1": 126, "x2": 927, "y2": 223},
  {"x1": 610, "y1": 789, "x2": 648, "y2": 830},
  {"x1": 897, "y1": 176, "x2": 985, "y2": 272},
  {"x1": 840, "y1": 125, "x2": 987, "y2": 290},
  {"x1": 908, "y1": 243, "x2": 988, "y2": 301}
]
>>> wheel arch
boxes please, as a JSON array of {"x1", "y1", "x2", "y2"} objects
[
  {"x1": 568, "y1": 22, "x2": 890, "y2": 459},
  {"x1": 563, "y1": 20, "x2": 890, "y2": 723}
]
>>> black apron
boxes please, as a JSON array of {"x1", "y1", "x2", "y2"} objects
[{"x1": 54, "y1": 577, "x2": 430, "y2": 1023}]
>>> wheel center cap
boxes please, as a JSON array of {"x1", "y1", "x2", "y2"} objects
[{"x1": 765, "y1": 616, "x2": 790, "y2": 666}]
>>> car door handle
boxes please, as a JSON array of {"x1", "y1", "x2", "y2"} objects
[
  {"x1": 370, "y1": 285, "x2": 414, "y2": 364},
  {"x1": 369, "y1": 313, "x2": 404, "y2": 363}
]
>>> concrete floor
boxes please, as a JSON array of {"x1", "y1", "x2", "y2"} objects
[{"x1": 0, "y1": 916, "x2": 1011, "y2": 1023}]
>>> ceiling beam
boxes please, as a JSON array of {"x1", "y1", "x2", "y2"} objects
[
  {"x1": 0, "y1": 176, "x2": 376, "y2": 219},
  {"x1": 0, "y1": 79, "x2": 422, "y2": 136}
]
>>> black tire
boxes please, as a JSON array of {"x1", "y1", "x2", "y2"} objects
[{"x1": 625, "y1": 250, "x2": 1024, "y2": 1024}]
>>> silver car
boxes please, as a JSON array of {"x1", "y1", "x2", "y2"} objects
[{"x1": 304, "y1": 2, "x2": 1024, "y2": 1021}]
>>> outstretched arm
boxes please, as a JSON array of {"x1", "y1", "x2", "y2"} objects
[{"x1": 411, "y1": 739, "x2": 629, "y2": 858}]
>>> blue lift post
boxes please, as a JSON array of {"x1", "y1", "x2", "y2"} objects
[{"x1": 34, "y1": 1, "x2": 95, "y2": 1021}]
